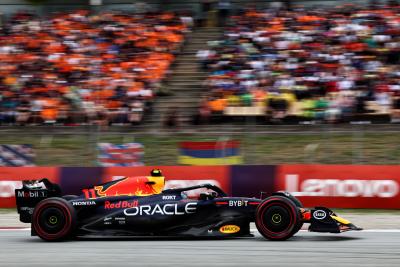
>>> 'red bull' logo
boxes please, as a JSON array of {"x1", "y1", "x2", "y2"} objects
[
  {"x1": 93, "y1": 176, "x2": 164, "y2": 198},
  {"x1": 104, "y1": 200, "x2": 138, "y2": 209}
]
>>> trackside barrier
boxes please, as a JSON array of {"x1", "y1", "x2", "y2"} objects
[
  {"x1": 0, "y1": 165, "x2": 399, "y2": 208},
  {"x1": 0, "y1": 167, "x2": 59, "y2": 208},
  {"x1": 0, "y1": 166, "x2": 230, "y2": 208},
  {"x1": 275, "y1": 165, "x2": 400, "y2": 209}
]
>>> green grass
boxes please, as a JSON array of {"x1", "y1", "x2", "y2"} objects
[
  {"x1": 1, "y1": 131, "x2": 400, "y2": 166},
  {"x1": 0, "y1": 209, "x2": 16, "y2": 214}
]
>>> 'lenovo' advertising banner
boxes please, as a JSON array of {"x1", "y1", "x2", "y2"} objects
[
  {"x1": 275, "y1": 165, "x2": 400, "y2": 209},
  {"x1": 0, "y1": 167, "x2": 59, "y2": 208}
]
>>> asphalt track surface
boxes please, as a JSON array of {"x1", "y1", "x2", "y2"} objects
[{"x1": 1, "y1": 230, "x2": 400, "y2": 267}]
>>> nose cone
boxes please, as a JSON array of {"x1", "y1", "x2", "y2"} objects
[{"x1": 331, "y1": 215, "x2": 363, "y2": 231}]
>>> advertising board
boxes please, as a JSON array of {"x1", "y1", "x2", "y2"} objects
[
  {"x1": 275, "y1": 165, "x2": 400, "y2": 208},
  {"x1": 0, "y1": 167, "x2": 59, "y2": 208}
]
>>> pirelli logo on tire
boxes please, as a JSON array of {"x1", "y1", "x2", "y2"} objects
[{"x1": 219, "y1": 225, "x2": 240, "y2": 234}]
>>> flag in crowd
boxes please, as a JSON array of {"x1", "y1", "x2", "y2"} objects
[
  {"x1": 0, "y1": 145, "x2": 35, "y2": 166},
  {"x1": 178, "y1": 140, "x2": 242, "y2": 165},
  {"x1": 97, "y1": 143, "x2": 144, "y2": 167}
]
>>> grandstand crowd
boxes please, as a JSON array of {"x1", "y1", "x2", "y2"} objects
[
  {"x1": 0, "y1": 10, "x2": 187, "y2": 125},
  {"x1": 198, "y1": 4, "x2": 400, "y2": 123},
  {"x1": 4, "y1": 3, "x2": 400, "y2": 126}
]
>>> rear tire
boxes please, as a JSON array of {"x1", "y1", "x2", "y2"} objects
[
  {"x1": 32, "y1": 197, "x2": 76, "y2": 241},
  {"x1": 255, "y1": 196, "x2": 301, "y2": 241}
]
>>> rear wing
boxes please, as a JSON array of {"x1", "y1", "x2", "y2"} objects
[{"x1": 15, "y1": 179, "x2": 61, "y2": 223}]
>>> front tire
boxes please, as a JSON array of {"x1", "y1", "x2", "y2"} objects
[
  {"x1": 255, "y1": 196, "x2": 301, "y2": 241},
  {"x1": 272, "y1": 191, "x2": 304, "y2": 234},
  {"x1": 32, "y1": 198, "x2": 76, "y2": 241}
]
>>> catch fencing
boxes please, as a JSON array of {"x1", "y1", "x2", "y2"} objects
[{"x1": 0, "y1": 125, "x2": 400, "y2": 166}]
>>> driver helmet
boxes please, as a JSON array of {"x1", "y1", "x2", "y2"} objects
[{"x1": 150, "y1": 169, "x2": 163, "y2": 177}]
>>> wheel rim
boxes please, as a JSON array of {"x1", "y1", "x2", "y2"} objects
[
  {"x1": 272, "y1": 213, "x2": 282, "y2": 224},
  {"x1": 256, "y1": 197, "x2": 300, "y2": 240},
  {"x1": 262, "y1": 205, "x2": 291, "y2": 233},
  {"x1": 38, "y1": 207, "x2": 66, "y2": 234}
]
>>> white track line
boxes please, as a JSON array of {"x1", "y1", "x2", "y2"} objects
[
  {"x1": 359, "y1": 229, "x2": 400, "y2": 233},
  {"x1": 0, "y1": 228, "x2": 30, "y2": 231}
]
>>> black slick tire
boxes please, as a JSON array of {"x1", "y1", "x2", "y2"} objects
[
  {"x1": 255, "y1": 196, "x2": 301, "y2": 241},
  {"x1": 32, "y1": 197, "x2": 76, "y2": 241}
]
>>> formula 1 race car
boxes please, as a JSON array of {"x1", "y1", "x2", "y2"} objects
[{"x1": 15, "y1": 174, "x2": 361, "y2": 241}]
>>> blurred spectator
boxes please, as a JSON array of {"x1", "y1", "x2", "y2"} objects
[
  {"x1": 163, "y1": 107, "x2": 179, "y2": 128},
  {"x1": 0, "y1": 10, "x2": 188, "y2": 126},
  {"x1": 200, "y1": 0, "x2": 213, "y2": 27},
  {"x1": 200, "y1": 4, "x2": 400, "y2": 123},
  {"x1": 217, "y1": 0, "x2": 231, "y2": 27}
]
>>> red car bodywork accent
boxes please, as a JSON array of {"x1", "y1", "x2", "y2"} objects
[
  {"x1": 88, "y1": 176, "x2": 164, "y2": 198},
  {"x1": 301, "y1": 209, "x2": 311, "y2": 221}
]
